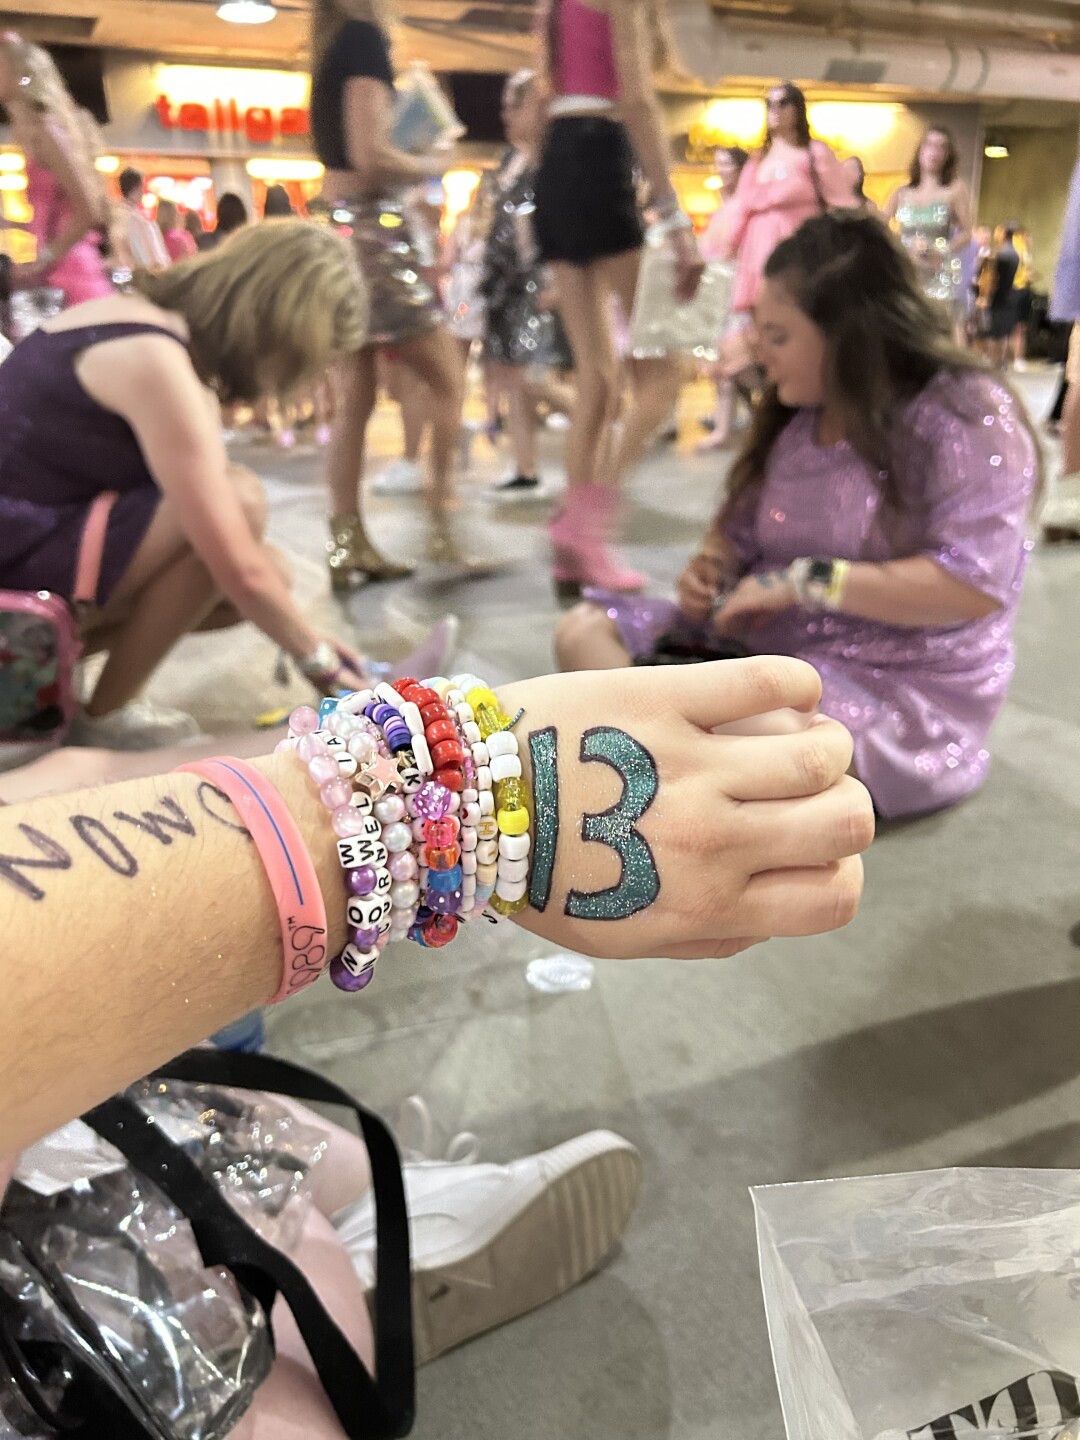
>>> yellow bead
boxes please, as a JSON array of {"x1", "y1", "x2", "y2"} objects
[
  {"x1": 466, "y1": 686, "x2": 498, "y2": 715},
  {"x1": 497, "y1": 805, "x2": 529, "y2": 836},
  {"x1": 476, "y1": 862, "x2": 498, "y2": 887},
  {"x1": 501, "y1": 777, "x2": 523, "y2": 808},
  {"x1": 428, "y1": 677, "x2": 453, "y2": 700},
  {"x1": 490, "y1": 892, "x2": 529, "y2": 918}
]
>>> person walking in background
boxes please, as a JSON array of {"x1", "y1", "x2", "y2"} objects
[
  {"x1": 204, "y1": 191, "x2": 249, "y2": 249},
  {"x1": 0, "y1": 32, "x2": 112, "y2": 309},
  {"x1": 886, "y1": 125, "x2": 972, "y2": 332},
  {"x1": 716, "y1": 83, "x2": 852, "y2": 320},
  {"x1": 842, "y1": 155, "x2": 877, "y2": 213},
  {"x1": 156, "y1": 199, "x2": 196, "y2": 264},
  {"x1": 310, "y1": 0, "x2": 486, "y2": 586},
  {"x1": 532, "y1": 0, "x2": 703, "y2": 598},
  {"x1": 1042, "y1": 131, "x2": 1080, "y2": 542},
  {"x1": 976, "y1": 223, "x2": 1020, "y2": 369},
  {"x1": 1010, "y1": 225, "x2": 1034, "y2": 366},
  {"x1": 698, "y1": 143, "x2": 750, "y2": 450},
  {"x1": 184, "y1": 208, "x2": 213, "y2": 252},
  {"x1": 117, "y1": 167, "x2": 170, "y2": 272},
  {"x1": 263, "y1": 183, "x2": 295, "y2": 218}
]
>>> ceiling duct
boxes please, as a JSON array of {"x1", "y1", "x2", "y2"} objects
[{"x1": 669, "y1": 0, "x2": 1080, "y2": 99}]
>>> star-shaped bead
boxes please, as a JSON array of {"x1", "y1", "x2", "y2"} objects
[{"x1": 359, "y1": 751, "x2": 401, "y2": 799}]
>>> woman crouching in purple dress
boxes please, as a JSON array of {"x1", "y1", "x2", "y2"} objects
[{"x1": 556, "y1": 212, "x2": 1040, "y2": 818}]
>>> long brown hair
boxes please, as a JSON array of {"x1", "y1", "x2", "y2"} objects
[
  {"x1": 310, "y1": 0, "x2": 395, "y2": 78},
  {"x1": 764, "y1": 82, "x2": 812, "y2": 151},
  {"x1": 723, "y1": 211, "x2": 999, "y2": 525},
  {"x1": 133, "y1": 220, "x2": 368, "y2": 404},
  {"x1": 910, "y1": 125, "x2": 959, "y2": 186}
]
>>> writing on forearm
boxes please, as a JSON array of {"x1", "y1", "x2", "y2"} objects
[{"x1": 527, "y1": 725, "x2": 661, "y2": 923}]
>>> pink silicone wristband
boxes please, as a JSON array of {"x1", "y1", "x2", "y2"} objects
[{"x1": 175, "y1": 757, "x2": 329, "y2": 1005}]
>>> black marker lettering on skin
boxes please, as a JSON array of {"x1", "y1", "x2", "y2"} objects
[
  {"x1": 70, "y1": 816, "x2": 139, "y2": 878},
  {"x1": 194, "y1": 782, "x2": 251, "y2": 836},
  {"x1": 113, "y1": 796, "x2": 196, "y2": 845},
  {"x1": 0, "y1": 825, "x2": 73, "y2": 901}
]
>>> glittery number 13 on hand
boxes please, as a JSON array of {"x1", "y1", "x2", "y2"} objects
[{"x1": 528, "y1": 726, "x2": 660, "y2": 921}]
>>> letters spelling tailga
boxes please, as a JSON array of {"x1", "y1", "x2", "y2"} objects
[{"x1": 153, "y1": 96, "x2": 310, "y2": 145}]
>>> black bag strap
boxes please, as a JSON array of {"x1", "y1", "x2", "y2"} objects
[{"x1": 84, "y1": 1049, "x2": 415, "y2": 1440}]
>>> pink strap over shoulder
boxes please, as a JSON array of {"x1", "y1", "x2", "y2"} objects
[{"x1": 73, "y1": 490, "x2": 119, "y2": 607}]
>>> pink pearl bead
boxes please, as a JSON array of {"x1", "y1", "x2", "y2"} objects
[
  {"x1": 308, "y1": 754, "x2": 339, "y2": 785},
  {"x1": 388, "y1": 850, "x2": 418, "y2": 882},
  {"x1": 289, "y1": 705, "x2": 320, "y2": 736},
  {"x1": 297, "y1": 733, "x2": 329, "y2": 763},
  {"x1": 373, "y1": 795, "x2": 406, "y2": 824},
  {"x1": 274, "y1": 738, "x2": 294, "y2": 754},
  {"x1": 331, "y1": 805, "x2": 369, "y2": 838},
  {"x1": 348, "y1": 732, "x2": 379, "y2": 765},
  {"x1": 320, "y1": 777, "x2": 352, "y2": 811}
]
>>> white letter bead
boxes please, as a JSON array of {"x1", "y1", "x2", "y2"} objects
[
  {"x1": 338, "y1": 943, "x2": 378, "y2": 977},
  {"x1": 334, "y1": 752, "x2": 359, "y2": 777},
  {"x1": 460, "y1": 829, "x2": 478, "y2": 852},
  {"x1": 499, "y1": 832, "x2": 530, "y2": 861},
  {"x1": 374, "y1": 682, "x2": 404, "y2": 711},
  {"x1": 486, "y1": 731, "x2": 517, "y2": 758},
  {"x1": 471, "y1": 741, "x2": 490, "y2": 767},
  {"x1": 338, "y1": 690, "x2": 373, "y2": 714},
  {"x1": 478, "y1": 791, "x2": 495, "y2": 815},
  {"x1": 476, "y1": 765, "x2": 492, "y2": 790},
  {"x1": 337, "y1": 836, "x2": 389, "y2": 869},
  {"x1": 349, "y1": 791, "x2": 374, "y2": 813},
  {"x1": 461, "y1": 850, "x2": 477, "y2": 875},
  {"x1": 476, "y1": 839, "x2": 499, "y2": 866},
  {"x1": 495, "y1": 877, "x2": 527, "y2": 903},
  {"x1": 498, "y1": 856, "x2": 530, "y2": 883},
  {"x1": 351, "y1": 814, "x2": 382, "y2": 840},
  {"x1": 446, "y1": 689, "x2": 465, "y2": 707},
  {"x1": 477, "y1": 816, "x2": 498, "y2": 841},
  {"x1": 463, "y1": 721, "x2": 481, "y2": 744},
  {"x1": 346, "y1": 894, "x2": 394, "y2": 930},
  {"x1": 489, "y1": 754, "x2": 522, "y2": 782},
  {"x1": 462, "y1": 802, "x2": 481, "y2": 826},
  {"x1": 401, "y1": 701, "x2": 424, "y2": 736},
  {"x1": 411, "y1": 733, "x2": 434, "y2": 775}
]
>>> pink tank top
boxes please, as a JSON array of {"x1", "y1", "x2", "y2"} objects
[{"x1": 552, "y1": 0, "x2": 620, "y2": 100}]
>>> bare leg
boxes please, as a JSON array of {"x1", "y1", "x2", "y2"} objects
[
  {"x1": 492, "y1": 363, "x2": 538, "y2": 477},
  {"x1": 550, "y1": 260, "x2": 624, "y2": 490},
  {"x1": 613, "y1": 356, "x2": 682, "y2": 480},
  {"x1": 83, "y1": 464, "x2": 266, "y2": 717},
  {"x1": 554, "y1": 603, "x2": 633, "y2": 671},
  {"x1": 393, "y1": 327, "x2": 464, "y2": 513},
  {"x1": 698, "y1": 377, "x2": 736, "y2": 451},
  {"x1": 1062, "y1": 375, "x2": 1080, "y2": 477},
  {"x1": 326, "y1": 348, "x2": 377, "y2": 516}
]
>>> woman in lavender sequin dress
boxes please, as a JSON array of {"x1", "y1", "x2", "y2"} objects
[{"x1": 557, "y1": 214, "x2": 1039, "y2": 818}]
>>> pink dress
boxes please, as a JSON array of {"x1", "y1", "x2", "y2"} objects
[
  {"x1": 717, "y1": 142, "x2": 851, "y2": 313},
  {"x1": 590, "y1": 372, "x2": 1039, "y2": 818},
  {"x1": 162, "y1": 227, "x2": 198, "y2": 264},
  {"x1": 26, "y1": 159, "x2": 112, "y2": 305}
]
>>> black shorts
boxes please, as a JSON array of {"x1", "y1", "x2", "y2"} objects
[{"x1": 534, "y1": 116, "x2": 645, "y2": 267}]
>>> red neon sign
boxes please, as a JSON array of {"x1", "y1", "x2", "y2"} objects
[{"x1": 154, "y1": 96, "x2": 310, "y2": 145}]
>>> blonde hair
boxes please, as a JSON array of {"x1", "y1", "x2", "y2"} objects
[
  {"x1": 133, "y1": 220, "x2": 368, "y2": 404},
  {"x1": 156, "y1": 199, "x2": 179, "y2": 233},
  {"x1": 0, "y1": 33, "x2": 104, "y2": 204},
  {"x1": 310, "y1": 0, "x2": 397, "y2": 77}
]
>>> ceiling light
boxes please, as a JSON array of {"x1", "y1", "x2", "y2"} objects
[
  {"x1": 704, "y1": 174, "x2": 723, "y2": 190},
  {"x1": 217, "y1": 0, "x2": 277, "y2": 24},
  {"x1": 95, "y1": 155, "x2": 121, "y2": 174},
  {"x1": 0, "y1": 153, "x2": 24, "y2": 172},
  {"x1": 984, "y1": 141, "x2": 1009, "y2": 159}
]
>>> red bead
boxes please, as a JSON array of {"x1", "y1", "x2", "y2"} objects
[
  {"x1": 424, "y1": 817, "x2": 460, "y2": 847},
  {"x1": 433, "y1": 766, "x2": 464, "y2": 793},
  {"x1": 422, "y1": 914, "x2": 458, "y2": 948},
  {"x1": 420, "y1": 703, "x2": 447, "y2": 726},
  {"x1": 427, "y1": 843, "x2": 461, "y2": 871},
  {"x1": 409, "y1": 687, "x2": 440, "y2": 709},
  {"x1": 425, "y1": 718, "x2": 458, "y2": 745},
  {"x1": 431, "y1": 739, "x2": 465, "y2": 769},
  {"x1": 393, "y1": 677, "x2": 418, "y2": 696}
]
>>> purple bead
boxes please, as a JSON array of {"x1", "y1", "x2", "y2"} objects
[
  {"x1": 373, "y1": 703, "x2": 397, "y2": 723},
  {"x1": 353, "y1": 925, "x2": 381, "y2": 950},
  {"x1": 320, "y1": 777, "x2": 352, "y2": 811},
  {"x1": 348, "y1": 865, "x2": 378, "y2": 896},
  {"x1": 413, "y1": 781, "x2": 453, "y2": 820},
  {"x1": 289, "y1": 705, "x2": 320, "y2": 736},
  {"x1": 427, "y1": 889, "x2": 459, "y2": 915},
  {"x1": 330, "y1": 956, "x2": 376, "y2": 992}
]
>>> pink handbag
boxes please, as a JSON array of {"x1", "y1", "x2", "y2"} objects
[{"x1": 0, "y1": 490, "x2": 117, "y2": 745}]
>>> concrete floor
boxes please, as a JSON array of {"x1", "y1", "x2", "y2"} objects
[{"x1": 151, "y1": 371, "x2": 1080, "y2": 1440}]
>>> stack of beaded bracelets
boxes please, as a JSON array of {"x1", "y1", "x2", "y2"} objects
[{"x1": 279, "y1": 673, "x2": 534, "y2": 995}]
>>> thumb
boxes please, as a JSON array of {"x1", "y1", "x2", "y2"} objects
[{"x1": 657, "y1": 655, "x2": 822, "y2": 733}]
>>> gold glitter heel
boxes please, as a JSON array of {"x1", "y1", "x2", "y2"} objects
[
  {"x1": 423, "y1": 512, "x2": 504, "y2": 578},
  {"x1": 327, "y1": 512, "x2": 414, "y2": 591}
]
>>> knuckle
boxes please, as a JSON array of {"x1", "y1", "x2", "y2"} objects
[
  {"x1": 798, "y1": 739, "x2": 835, "y2": 794},
  {"x1": 828, "y1": 860, "x2": 864, "y2": 929},
  {"x1": 744, "y1": 658, "x2": 791, "y2": 713}
]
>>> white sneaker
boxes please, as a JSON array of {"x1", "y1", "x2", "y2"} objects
[
  {"x1": 66, "y1": 699, "x2": 202, "y2": 750},
  {"x1": 373, "y1": 459, "x2": 424, "y2": 496},
  {"x1": 334, "y1": 1130, "x2": 641, "y2": 1363}
]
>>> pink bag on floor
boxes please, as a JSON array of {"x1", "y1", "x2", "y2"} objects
[{"x1": 0, "y1": 490, "x2": 116, "y2": 746}]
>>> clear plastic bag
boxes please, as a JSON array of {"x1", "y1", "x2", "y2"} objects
[
  {"x1": 753, "y1": 1168, "x2": 1080, "y2": 1440},
  {"x1": 391, "y1": 63, "x2": 464, "y2": 156},
  {"x1": 629, "y1": 232, "x2": 733, "y2": 360}
]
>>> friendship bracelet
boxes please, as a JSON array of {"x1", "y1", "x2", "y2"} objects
[
  {"x1": 787, "y1": 557, "x2": 851, "y2": 612},
  {"x1": 174, "y1": 756, "x2": 329, "y2": 1005}
]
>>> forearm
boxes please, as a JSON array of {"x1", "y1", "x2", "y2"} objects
[
  {"x1": 621, "y1": 96, "x2": 679, "y2": 211},
  {"x1": 0, "y1": 751, "x2": 342, "y2": 1154},
  {"x1": 836, "y1": 556, "x2": 999, "y2": 627},
  {"x1": 220, "y1": 561, "x2": 322, "y2": 661}
]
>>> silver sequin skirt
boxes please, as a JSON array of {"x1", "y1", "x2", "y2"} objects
[{"x1": 331, "y1": 196, "x2": 440, "y2": 348}]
